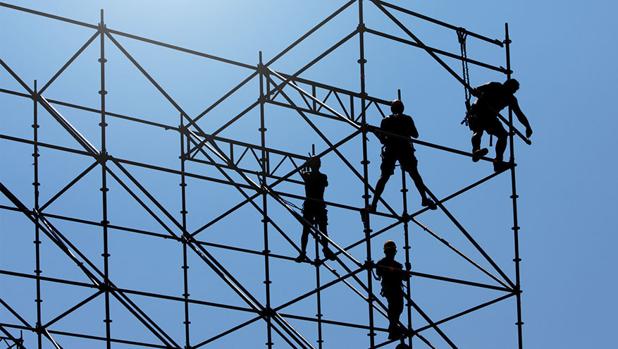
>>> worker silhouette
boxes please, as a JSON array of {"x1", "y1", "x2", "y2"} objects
[
  {"x1": 376, "y1": 240, "x2": 409, "y2": 340},
  {"x1": 466, "y1": 79, "x2": 533, "y2": 171},
  {"x1": 295, "y1": 157, "x2": 336, "y2": 262},
  {"x1": 368, "y1": 100, "x2": 435, "y2": 214}
]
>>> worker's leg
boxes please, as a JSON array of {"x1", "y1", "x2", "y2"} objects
[
  {"x1": 401, "y1": 153, "x2": 436, "y2": 209},
  {"x1": 300, "y1": 223, "x2": 310, "y2": 253},
  {"x1": 471, "y1": 130, "x2": 483, "y2": 153},
  {"x1": 317, "y1": 208, "x2": 328, "y2": 246},
  {"x1": 491, "y1": 123, "x2": 508, "y2": 163},
  {"x1": 469, "y1": 114, "x2": 488, "y2": 162},
  {"x1": 370, "y1": 148, "x2": 396, "y2": 211},
  {"x1": 318, "y1": 210, "x2": 336, "y2": 260},
  {"x1": 487, "y1": 120, "x2": 509, "y2": 171},
  {"x1": 295, "y1": 209, "x2": 314, "y2": 262},
  {"x1": 469, "y1": 115, "x2": 484, "y2": 153},
  {"x1": 371, "y1": 175, "x2": 391, "y2": 211},
  {"x1": 387, "y1": 294, "x2": 404, "y2": 339}
]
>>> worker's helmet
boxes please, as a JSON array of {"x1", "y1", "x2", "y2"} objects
[
  {"x1": 504, "y1": 78, "x2": 520, "y2": 92},
  {"x1": 307, "y1": 156, "x2": 321, "y2": 169},
  {"x1": 391, "y1": 99, "x2": 405, "y2": 114},
  {"x1": 383, "y1": 240, "x2": 397, "y2": 251}
]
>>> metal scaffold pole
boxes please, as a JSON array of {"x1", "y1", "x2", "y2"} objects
[
  {"x1": 98, "y1": 10, "x2": 112, "y2": 348},
  {"x1": 179, "y1": 112, "x2": 192, "y2": 348},
  {"x1": 314, "y1": 236, "x2": 324, "y2": 349},
  {"x1": 400, "y1": 169, "x2": 413, "y2": 349},
  {"x1": 356, "y1": 0, "x2": 377, "y2": 347},
  {"x1": 32, "y1": 79, "x2": 43, "y2": 349},
  {"x1": 504, "y1": 22, "x2": 525, "y2": 349},
  {"x1": 258, "y1": 51, "x2": 275, "y2": 348}
]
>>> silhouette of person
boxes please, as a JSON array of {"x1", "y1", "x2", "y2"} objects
[
  {"x1": 376, "y1": 240, "x2": 409, "y2": 340},
  {"x1": 295, "y1": 157, "x2": 336, "y2": 262},
  {"x1": 466, "y1": 78, "x2": 533, "y2": 171},
  {"x1": 368, "y1": 100, "x2": 435, "y2": 213}
]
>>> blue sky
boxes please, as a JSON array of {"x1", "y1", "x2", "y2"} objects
[{"x1": 1, "y1": 1, "x2": 616, "y2": 348}]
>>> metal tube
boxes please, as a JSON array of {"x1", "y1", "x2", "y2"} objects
[
  {"x1": 505, "y1": 23, "x2": 525, "y2": 349},
  {"x1": 179, "y1": 113, "x2": 191, "y2": 348},
  {"x1": 98, "y1": 11, "x2": 112, "y2": 348},
  {"x1": 357, "y1": 1, "x2": 377, "y2": 346},
  {"x1": 314, "y1": 237, "x2": 324, "y2": 349},
  {"x1": 373, "y1": 0, "x2": 503, "y2": 45},
  {"x1": 32, "y1": 79, "x2": 43, "y2": 349},
  {"x1": 400, "y1": 167, "x2": 413, "y2": 348},
  {"x1": 365, "y1": 27, "x2": 508, "y2": 73},
  {"x1": 258, "y1": 51, "x2": 274, "y2": 349}
]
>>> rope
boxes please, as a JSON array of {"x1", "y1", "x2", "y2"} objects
[
  {"x1": 457, "y1": 28, "x2": 471, "y2": 113},
  {"x1": 458, "y1": 28, "x2": 493, "y2": 146}
]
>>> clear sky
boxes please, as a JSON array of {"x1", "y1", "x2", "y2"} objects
[{"x1": 1, "y1": 1, "x2": 616, "y2": 348}]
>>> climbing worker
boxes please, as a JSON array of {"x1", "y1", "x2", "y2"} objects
[
  {"x1": 466, "y1": 78, "x2": 533, "y2": 171},
  {"x1": 375, "y1": 240, "x2": 409, "y2": 340},
  {"x1": 295, "y1": 156, "x2": 336, "y2": 262},
  {"x1": 367, "y1": 99, "x2": 436, "y2": 214}
]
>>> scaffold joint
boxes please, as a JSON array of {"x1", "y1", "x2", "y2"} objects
[
  {"x1": 401, "y1": 213, "x2": 410, "y2": 222},
  {"x1": 96, "y1": 151, "x2": 109, "y2": 163},
  {"x1": 260, "y1": 307, "x2": 275, "y2": 318},
  {"x1": 181, "y1": 233, "x2": 194, "y2": 244},
  {"x1": 34, "y1": 323, "x2": 44, "y2": 334},
  {"x1": 98, "y1": 282, "x2": 112, "y2": 292}
]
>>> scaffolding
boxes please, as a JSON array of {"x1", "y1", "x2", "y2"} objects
[{"x1": 0, "y1": 1, "x2": 528, "y2": 348}]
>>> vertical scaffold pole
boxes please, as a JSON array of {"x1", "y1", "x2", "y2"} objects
[
  {"x1": 98, "y1": 10, "x2": 112, "y2": 348},
  {"x1": 258, "y1": 51, "x2": 274, "y2": 349},
  {"x1": 397, "y1": 88, "x2": 414, "y2": 348},
  {"x1": 400, "y1": 176, "x2": 414, "y2": 346},
  {"x1": 314, "y1": 235, "x2": 324, "y2": 349},
  {"x1": 32, "y1": 80, "x2": 43, "y2": 349},
  {"x1": 504, "y1": 23, "x2": 524, "y2": 349},
  {"x1": 400, "y1": 171, "x2": 413, "y2": 348},
  {"x1": 179, "y1": 113, "x2": 191, "y2": 348},
  {"x1": 357, "y1": 0, "x2": 376, "y2": 346}
]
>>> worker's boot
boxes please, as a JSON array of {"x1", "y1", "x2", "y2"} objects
[
  {"x1": 388, "y1": 324, "x2": 403, "y2": 340},
  {"x1": 322, "y1": 246, "x2": 336, "y2": 261},
  {"x1": 472, "y1": 148, "x2": 489, "y2": 162},
  {"x1": 493, "y1": 159, "x2": 510, "y2": 172}
]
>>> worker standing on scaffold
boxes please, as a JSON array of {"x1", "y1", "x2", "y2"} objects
[
  {"x1": 366, "y1": 99, "x2": 436, "y2": 215},
  {"x1": 466, "y1": 79, "x2": 533, "y2": 171},
  {"x1": 376, "y1": 240, "x2": 410, "y2": 341},
  {"x1": 295, "y1": 156, "x2": 337, "y2": 263}
]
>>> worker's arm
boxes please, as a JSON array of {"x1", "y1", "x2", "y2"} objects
[
  {"x1": 375, "y1": 263, "x2": 383, "y2": 279},
  {"x1": 300, "y1": 168, "x2": 310, "y2": 181},
  {"x1": 511, "y1": 97, "x2": 533, "y2": 138},
  {"x1": 373, "y1": 119, "x2": 387, "y2": 144},
  {"x1": 407, "y1": 115, "x2": 419, "y2": 139}
]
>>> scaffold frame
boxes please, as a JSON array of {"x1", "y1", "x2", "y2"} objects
[{"x1": 0, "y1": 1, "x2": 527, "y2": 348}]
